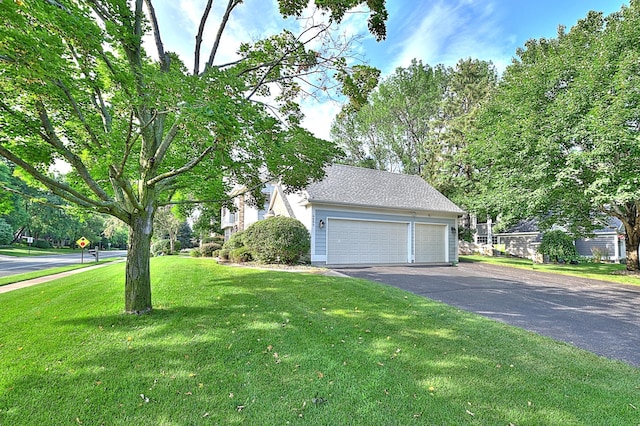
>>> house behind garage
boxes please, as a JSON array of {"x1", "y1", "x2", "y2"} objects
[{"x1": 222, "y1": 165, "x2": 464, "y2": 266}]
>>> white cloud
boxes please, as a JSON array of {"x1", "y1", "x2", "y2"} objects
[
  {"x1": 387, "y1": 0, "x2": 510, "y2": 72},
  {"x1": 301, "y1": 99, "x2": 342, "y2": 141}
]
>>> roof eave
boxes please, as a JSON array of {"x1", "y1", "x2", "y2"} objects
[{"x1": 306, "y1": 199, "x2": 464, "y2": 216}]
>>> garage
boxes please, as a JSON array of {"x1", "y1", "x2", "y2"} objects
[
  {"x1": 326, "y1": 219, "x2": 409, "y2": 264},
  {"x1": 415, "y1": 223, "x2": 447, "y2": 263}
]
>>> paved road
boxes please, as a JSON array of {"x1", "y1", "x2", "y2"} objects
[
  {"x1": 333, "y1": 262, "x2": 640, "y2": 367},
  {"x1": 0, "y1": 250, "x2": 127, "y2": 278}
]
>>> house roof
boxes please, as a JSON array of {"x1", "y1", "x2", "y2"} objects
[{"x1": 304, "y1": 164, "x2": 464, "y2": 214}]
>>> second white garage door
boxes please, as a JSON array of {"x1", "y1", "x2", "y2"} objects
[
  {"x1": 327, "y1": 219, "x2": 409, "y2": 264},
  {"x1": 415, "y1": 223, "x2": 447, "y2": 263}
]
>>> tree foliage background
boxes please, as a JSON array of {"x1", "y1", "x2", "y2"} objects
[
  {"x1": 330, "y1": 58, "x2": 497, "y2": 204},
  {"x1": 468, "y1": 1, "x2": 640, "y2": 270}
]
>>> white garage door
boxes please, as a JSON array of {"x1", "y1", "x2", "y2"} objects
[
  {"x1": 327, "y1": 219, "x2": 409, "y2": 264},
  {"x1": 415, "y1": 224, "x2": 447, "y2": 263}
]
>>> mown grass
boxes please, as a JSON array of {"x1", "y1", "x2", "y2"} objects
[
  {"x1": 461, "y1": 255, "x2": 640, "y2": 286},
  {"x1": 0, "y1": 260, "x2": 118, "y2": 287},
  {"x1": 0, "y1": 257, "x2": 638, "y2": 425}
]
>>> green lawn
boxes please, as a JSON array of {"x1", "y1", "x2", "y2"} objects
[
  {"x1": 461, "y1": 255, "x2": 640, "y2": 286},
  {"x1": 0, "y1": 257, "x2": 638, "y2": 425}
]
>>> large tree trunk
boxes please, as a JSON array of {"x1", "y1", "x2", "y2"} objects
[
  {"x1": 625, "y1": 230, "x2": 639, "y2": 272},
  {"x1": 125, "y1": 209, "x2": 154, "y2": 314}
]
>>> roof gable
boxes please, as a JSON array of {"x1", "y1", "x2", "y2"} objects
[{"x1": 305, "y1": 165, "x2": 464, "y2": 214}]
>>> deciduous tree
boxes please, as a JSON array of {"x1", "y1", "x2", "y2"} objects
[
  {"x1": 0, "y1": 0, "x2": 388, "y2": 313},
  {"x1": 331, "y1": 59, "x2": 448, "y2": 174},
  {"x1": 469, "y1": 2, "x2": 640, "y2": 270}
]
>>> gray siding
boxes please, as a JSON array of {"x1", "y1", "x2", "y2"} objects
[
  {"x1": 497, "y1": 233, "x2": 540, "y2": 259},
  {"x1": 575, "y1": 235, "x2": 625, "y2": 261}
]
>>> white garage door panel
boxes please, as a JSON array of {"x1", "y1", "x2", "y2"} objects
[
  {"x1": 415, "y1": 224, "x2": 447, "y2": 263},
  {"x1": 327, "y1": 219, "x2": 408, "y2": 264}
]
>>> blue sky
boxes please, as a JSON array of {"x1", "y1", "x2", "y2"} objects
[
  {"x1": 368, "y1": 0, "x2": 627, "y2": 74},
  {"x1": 151, "y1": 0, "x2": 628, "y2": 139}
]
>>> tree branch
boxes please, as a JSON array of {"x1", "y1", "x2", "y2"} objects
[
  {"x1": 65, "y1": 40, "x2": 114, "y2": 135},
  {"x1": 143, "y1": 0, "x2": 170, "y2": 71},
  {"x1": 44, "y1": 0, "x2": 71, "y2": 14},
  {"x1": 194, "y1": 0, "x2": 214, "y2": 75},
  {"x1": 242, "y1": 24, "x2": 329, "y2": 100},
  {"x1": 158, "y1": 172, "x2": 282, "y2": 207},
  {"x1": 205, "y1": 0, "x2": 241, "y2": 69},
  {"x1": 0, "y1": 144, "x2": 111, "y2": 210},
  {"x1": 109, "y1": 165, "x2": 144, "y2": 212},
  {"x1": 35, "y1": 100, "x2": 111, "y2": 202},
  {"x1": 147, "y1": 146, "x2": 214, "y2": 186},
  {"x1": 53, "y1": 79, "x2": 102, "y2": 148},
  {"x1": 86, "y1": 0, "x2": 114, "y2": 23},
  {"x1": 152, "y1": 119, "x2": 180, "y2": 165},
  {"x1": 117, "y1": 110, "x2": 137, "y2": 177}
]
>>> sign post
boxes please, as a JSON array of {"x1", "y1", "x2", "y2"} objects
[{"x1": 76, "y1": 237, "x2": 90, "y2": 264}]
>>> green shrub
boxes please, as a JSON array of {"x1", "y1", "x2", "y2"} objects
[
  {"x1": 458, "y1": 226, "x2": 475, "y2": 243},
  {"x1": 243, "y1": 216, "x2": 310, "y2": 264},
  {"x1": 190, "y1": 248, "x2": 202, "y2": 257},
  {"x1": 151, "y1": 239, "x2": 171, "y2": 256},
  {"x1": 151, "y1": 239, "x2": 181, "y2": 256},
  {"x1": 229, "y1": 246, "x2": 252, "y2": 263},
  {"x1": 222, "y1": 231, "x2": 246, "y2": 250},
  {"x1": 200, "y1": 242, "x2": 221, "y2": 257},
  {"x1": 0, "y1": 219, "x2": 12, "y2": 245},
  {"x1": 35, "y1": 239, "x2": 51, "y2": 249},
  {"x1": 538, "y1": 230, "x2": 579, "y2": 263},
  {"x1": 219, "y1": 248, "x2": 230, "y2": 260},
  {"x1": 202, "y1": 235, "x2": 225, "y2": 245}
]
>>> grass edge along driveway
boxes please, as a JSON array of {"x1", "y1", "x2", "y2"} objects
[
  {"x1": 461, "y1": 255, "x2": 640, "y2": 287},
  {"x1": 0, "y1": 257, "x2": 638, "y2": 425}
]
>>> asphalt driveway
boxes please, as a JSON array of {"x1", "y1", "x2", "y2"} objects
[{"x1": 332, "y1": 262, "x2": 640, "y2": 367}]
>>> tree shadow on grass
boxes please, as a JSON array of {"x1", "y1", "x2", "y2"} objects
[{"x1": 2, "y1": 268, "x2": 639, "y2": 424}]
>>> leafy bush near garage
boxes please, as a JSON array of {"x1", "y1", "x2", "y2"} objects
[
  {"x1": 229, "y1": 246, "x2": 252, "y2": 263},
  {"x1": 219, "y1": 231, "x2": 247, "y2": 261},
  {"x1": 0, "y1": 218, "x2": 13, "y2": 245},
  {"x1": 200, "y1": 242, "x2": 222, "y2": 257},
  {"x1": 222, "y1": 231, "x2": 246, "y2": 250},
  {"x1": 243, "y1": 216, "x2": 310, "y2": 264},
  {"x1": 538, "y1": 230, "x2": 579, "y2": 263}
]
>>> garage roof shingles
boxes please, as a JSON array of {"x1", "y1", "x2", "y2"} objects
[{"x1": 305, "y1": 165, "x2": 464, "y2": 214}]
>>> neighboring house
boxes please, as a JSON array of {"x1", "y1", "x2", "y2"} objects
[
  {"x1": 575, "y1": 218, "x2": 626, "y2": 262},
  {"x1": 220, "y1": 184, "x2": 274, "y2": 240},
  {"x1": 495, "y1": 219, "x2": 542, "y2": 259},
  {"x1": 495, "y1": 217, "x2": 627, "y2": 262},
  {"x1": 223, "y1": 164, "x2": 464, "y2": 266}
]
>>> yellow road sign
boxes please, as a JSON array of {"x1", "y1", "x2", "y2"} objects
[{"x1": 76, "y1": 237, "x2": 90, "y2": 248}]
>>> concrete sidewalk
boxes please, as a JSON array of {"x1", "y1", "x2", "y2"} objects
[{"x1": 0, "y1": 261, "x2": 124, "y2": 294}]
